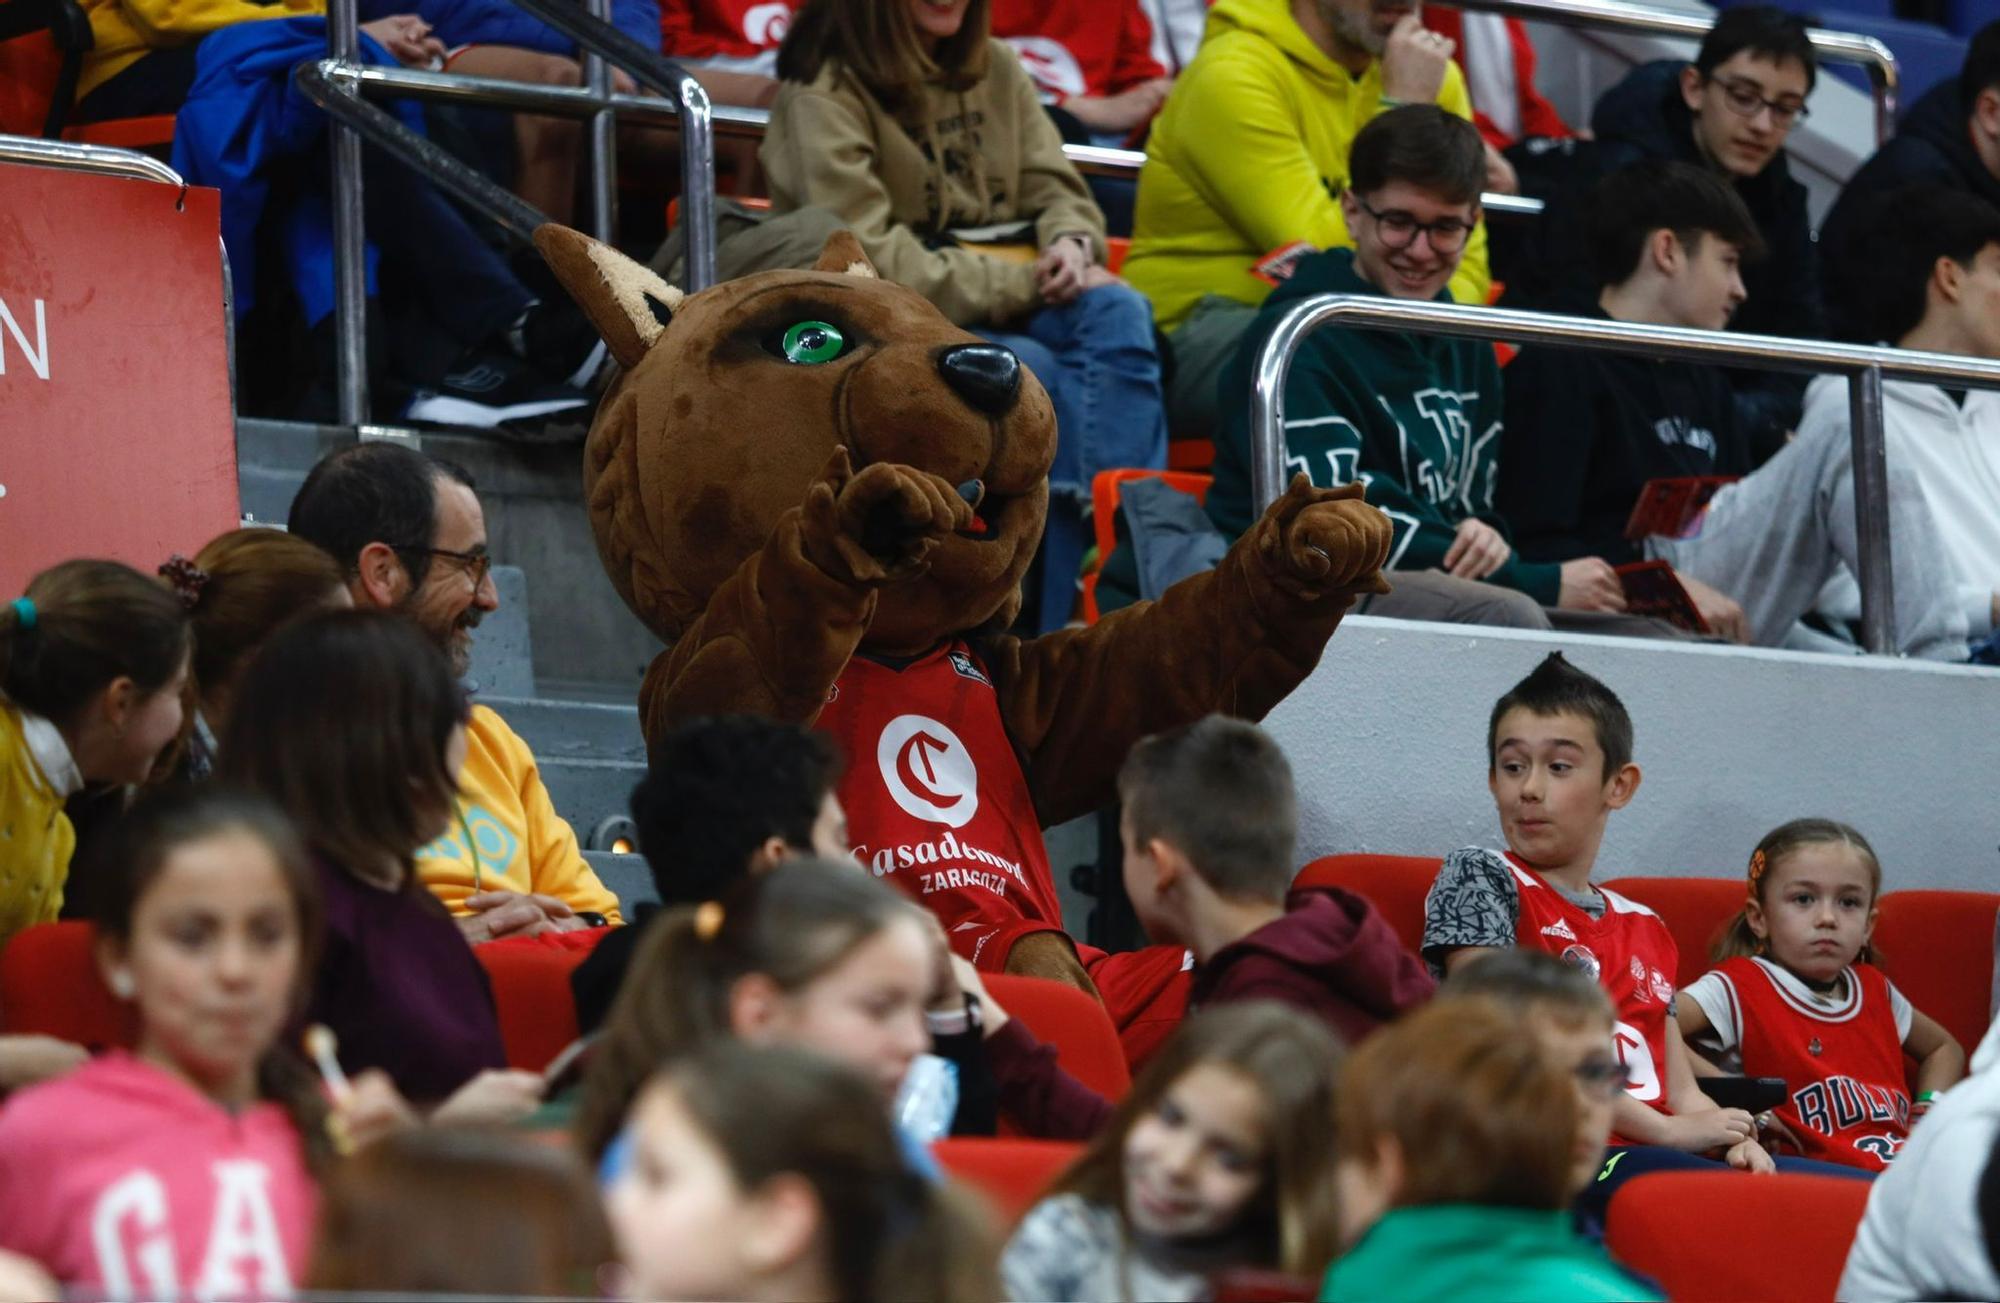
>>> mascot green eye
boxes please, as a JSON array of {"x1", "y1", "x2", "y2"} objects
[{"x1": 780, "y1": 320, "x2": 847, "y2": 365}]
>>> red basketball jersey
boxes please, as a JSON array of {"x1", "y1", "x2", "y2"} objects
[
  {"x1": 1506, "y1": 855, "x2": 1680, "y2": 1116},
  {"x1": 819, "y1": 641, "x2": 1064, "y2": 970},
  {"x1": 1708, "y1": 957, "x2": 1911, "y2": 1169}
]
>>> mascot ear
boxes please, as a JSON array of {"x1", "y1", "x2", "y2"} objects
[
  {"x1": 533, "y1": 223, "x2": 685, "y2": 370},
  {"x1": 812, "y1": 231, "x2": 879, "y2": 278}
]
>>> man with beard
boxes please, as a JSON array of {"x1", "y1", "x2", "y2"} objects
[
  {"x1": 289, "y1": 442, "x2": 621, "y2": 942},
  {"x1": 1122, "y1": 0, "x2": 1490, "y2": 441}
]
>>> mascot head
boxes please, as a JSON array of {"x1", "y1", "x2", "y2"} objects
[{"x1": 535, "y1": 226, "x2": 1056, "y2": 656}]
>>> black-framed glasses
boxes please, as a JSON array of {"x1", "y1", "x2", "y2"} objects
[
  {"x1": 399, "y1": 545, "x2": 492, "y2": 587},
  {"x1": 1707, "y1": 75, "x2": 1809, "y2": 127},
  {"x1": 1350, "y1": 197, "x2": 1476, "y2": 253},
  {"x1": 1575, "y1": 1057, "x2": 1636, "y2": 1101}
]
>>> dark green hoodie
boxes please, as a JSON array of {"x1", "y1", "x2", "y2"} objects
[{"x1": 1207, "y1": 248, "x2": 1560, "y2": 604}]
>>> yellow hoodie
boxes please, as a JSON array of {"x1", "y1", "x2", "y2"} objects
[
  {"x1": 0, "y1": 704, "x2": 77, "y2": 949},
  {"x1": 413, "y1": 705, "x2": 623, "y2": 923},
  {"x1": 77, "y1": 0, "x2": 322, "y2": 102},
  {"x1": 1124, "y1": 0, "x2": 1489, "y2": 331}
]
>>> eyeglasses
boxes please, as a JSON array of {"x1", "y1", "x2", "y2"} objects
[
  {"x1": 1707, "y1": 75, "x2": 1809, "y2": 127},
  {"x1": 1574, "y1": 1057, "x2": 1636, "y2": 1101},
  {"x1": 1349, "y1": 197, "x2": 1476, "y2": 253},
  {"x1": 400, "y1": 545, "x2": 492, "y2": 588}
]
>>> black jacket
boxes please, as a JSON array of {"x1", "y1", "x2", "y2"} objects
[
  {"x1": 1820, "y1": 82, "x2": 2000, "y2": 341},
  {"x1": 1499, "y1": 320, "x2": 1751, "y2": 565}
]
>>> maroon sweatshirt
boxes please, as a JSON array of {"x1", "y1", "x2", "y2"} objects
[{"x1": 990, "y1": 887, "x2": 1435, "y2": 1138}]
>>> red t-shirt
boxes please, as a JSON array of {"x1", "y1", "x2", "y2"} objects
[
  {"x1": 658, "y1": 0, "x2": 796, "y2": 65},
  {"x1": 819, "y1": 641, "x2": 1065, "y2": 970},
  {"x1": 1507, "y1": 854, "x2": 1679, "y2": 1116},
  {"x1": 991, "y1": 0, "x2": 1166, "y2": 101}
]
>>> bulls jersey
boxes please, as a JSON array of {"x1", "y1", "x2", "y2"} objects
[
  {"x1": 819, "y1": 641, "x2": 1064, "y2": 970},
  {"x1": 1507, "y1": 855, "x2": 1680, "y2": 1116},
  {"x1": 1683, "y1": 957, "x2": 1913, "y2": 1169}
]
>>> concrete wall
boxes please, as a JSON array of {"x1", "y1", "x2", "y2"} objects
[{"x1": 1263, "y1": 615, "x2": 2000, "y2": 891}]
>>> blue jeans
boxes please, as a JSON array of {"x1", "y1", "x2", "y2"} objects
[{"x1": 981, "y1": 282, "x2": 1167, "y2": 631}]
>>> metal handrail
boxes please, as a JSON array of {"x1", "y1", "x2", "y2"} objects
[
  {"x1": 1249, "y1": 297, "x2": 2000, "y2": 656},
  {"x1": 0, "y1": 133, "x2": 237, "y2": 412}
]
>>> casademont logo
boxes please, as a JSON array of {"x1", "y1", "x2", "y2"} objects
[{"x1": 877, "y1": 715, "x2": 978, "y2": 829}]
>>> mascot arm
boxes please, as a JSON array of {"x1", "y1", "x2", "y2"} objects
[
  {"x1": 986, "y1": 476, "x2": 1393, "y2": 826},
  {"x1": 640, "y1": 448, "x2": 972, "y2": 742}
]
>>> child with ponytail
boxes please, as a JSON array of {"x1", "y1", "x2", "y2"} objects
[
  {"x1": 609, "y1": 1042, "x2": 998, "y2": 1303},
  {"x1": 0, "y1": 786, "x2": 406, "y2": 1297},
  {"x1": 1679, "y1": 819, "x2": 1967, "y2": 1170}
]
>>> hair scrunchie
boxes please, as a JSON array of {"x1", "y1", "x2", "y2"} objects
[
  {"x1": 158, "y1": 555, "x2": 211, "y2": 611},
  {"x1": 8, "y1": 597, "x2": 33, "y2": 630}
]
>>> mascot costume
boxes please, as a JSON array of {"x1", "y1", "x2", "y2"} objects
[{"x1": 536, "y1": 225, "x2": 1391, "y2": 1030}]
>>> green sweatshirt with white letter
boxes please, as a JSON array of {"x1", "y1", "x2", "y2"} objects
[{"x1": 1207, "y1": 248, "x2": 1560, "y2": 605}]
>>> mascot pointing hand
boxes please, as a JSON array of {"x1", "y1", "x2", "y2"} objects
[{"x1": 537, "y1": 224, "x2": 1391, "y2": 999}]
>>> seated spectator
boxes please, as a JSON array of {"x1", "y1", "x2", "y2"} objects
[
  {"x1": 573, "y1": 862, "x2": 938, "y2": 1162},
  {"x1": 658, "y1": 0, "x2": 794, "y2": 103},
  {"x1": 1423, "y1": 5, "x2": 1569, "y2": 158},
  {"x1": 0, "y1": 787, "x2": 396, "y2": 1297},
  {"x1": 1207, "y1": 107, "x2": 1645, "y2": 634},
  {"x1": 1003, "y1": 1003, "x2": 1341, "y2": 1302},
  {"x1": 965, "y1": 715, "x2": 1430, "y2": 1138},
  {"x1": 1822, "y1": 20, "x2": 2000, "y2": 342},
  {"x1": 1321, "y1": 999, "x2": 1659, "y2": 1302},
  {"x1": 287, "y1": 442, "x2": 622, "y2": 939},
  {"x1": 1498, "y1": 161, "x2": 1755, "y2": 640},
  {"x1": 220, "y1": 609, "x2": 542, "y2": 1119},
  {"x1": 609, "y1": 1043, "x2": 996, "y2": 1302},
  {"x1": 157, "y1": 529, "x2": 351, "y2": 782},
  {"x1": 0, "y1": 560, "x2": 188, "y2": 953},
  {"x1": 1502, "y1": 6, "x2": 1822, "y2": 460},
  {"x1": 1124, "y1": 0, "x2": 1490, "y2": 439},
  {"x1": 764, "y1": 0, "x2": 1168, "y2": 631},
  {"x1": 308, "y1": 1127, "x2": 615, "y2": 1295},
  {"x1": 1648, "y1": 187, "x2": 2000, "y2": 659},
  {"x1": 570, "y1": 714, "x2": 848, "y2": 1033}
]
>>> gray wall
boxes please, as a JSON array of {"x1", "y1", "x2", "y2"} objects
[{"x1": 1264, "y1": 616, "x2": 2000, "y2": 890}]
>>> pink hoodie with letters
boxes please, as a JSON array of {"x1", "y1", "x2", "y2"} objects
[{"x1": 0, "y1": 1053, "x2": 316, "y2": 1299}]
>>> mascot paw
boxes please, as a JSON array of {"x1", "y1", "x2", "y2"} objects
[
  {"x1": 1002, "y1": 931, "x2": 1101, "y2": 999},
  {"x1": 1257, "y1": 473, "x2": 1394, "y2": 598},
  {"x1": 804, "y1": 447, "x2": 975, "y2": 585}
]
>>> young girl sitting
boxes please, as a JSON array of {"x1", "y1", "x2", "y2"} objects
[
  {"x1": 1323, "y1": 998, "x2": 1658, "y2": 1302},
  {"x1": 1002, "y1": 1002, "x2": 1341, "y2": 1303},
  {"x1": 1679, "y1": 819, "x2": 1967, "y2": 1171},
  {"x1": 609, "y1": 1042, "x2": 996, "y2": 1303},
  {"x1": 575, "y1": 860, "x2": 935, "y2": 1163},
  {"x1": 0, "y1": 787, "x2": 400, "y2": 1297}
]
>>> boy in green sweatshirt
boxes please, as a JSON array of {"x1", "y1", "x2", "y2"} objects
[{"x1": 1207, "y1": 105, "x2": 1637, "y2": 630}]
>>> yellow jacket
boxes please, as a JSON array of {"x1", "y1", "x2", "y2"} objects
[
  {"x1": 0, "y1": 705, "x2": 76, "y2": 949},
  {"x1": 77, "y1": 0, "x2": 322, "y2": 102},
  {"x1": 414, "y1": 705, "x2": 623, "y2": 922},
  {"x1": 1124, "y1": 0, "x2": 1489, "y2": 331}
]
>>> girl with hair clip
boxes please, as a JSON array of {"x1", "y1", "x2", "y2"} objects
[
  {"x1": 765, "y1": 0, "x2": 1168, "y2": 631},
  {"x1": 1679, "y1": 819, "x2": 1966, "y2": 1171},
  {"x1": 574, "y1": 860, "x2": 937, "y2": 1168},
  {"x1": 1322, "y1": 998, "x2": 1658, "y2": 1302},
  {"x1": 609, "y1": 1041, "x2": 998, "y2": 1303},
  {"x1": 0, "y1": 786, "x2": 409, "y2": 1298},
  {"x1": 1002, "y1": 1002, "x2": 1342, "y2": 1303},
  {"x1": 0, "y1": 559, "x2": 190, "y2": 1092},
  {"x1": 220, "y1": 609, "x2": 543, "y2": 1124}
]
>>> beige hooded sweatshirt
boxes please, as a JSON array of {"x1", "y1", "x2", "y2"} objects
[{"x1": 762, "y1": 38, "x2": 1107, "y2": 327}]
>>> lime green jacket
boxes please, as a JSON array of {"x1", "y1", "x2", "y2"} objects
[{"x1": 1124, "y1": 0, "x2": 1490, "y2": 331}]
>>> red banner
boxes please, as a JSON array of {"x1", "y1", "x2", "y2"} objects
[{"x1": 0, "y1": 164, "x2": 236, "y2": 594}]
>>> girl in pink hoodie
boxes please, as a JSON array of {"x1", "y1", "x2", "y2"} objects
[{"x1": 0, "y1": 787, "x2": 344, "y2": 1299}]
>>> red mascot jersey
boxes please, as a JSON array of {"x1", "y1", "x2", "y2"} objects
[
  {"x1": 1506, "y1": 855, "x2": 1679, "y2": 1116},
  {"x1": 1703, "y1": 957, "x2": 1911, "y2": 1169},
  {"x1": 819, "y1": 641, "x2": 1065, "y2": 970}
]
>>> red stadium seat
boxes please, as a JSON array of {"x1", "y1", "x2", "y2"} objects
[
  {"x1": 932, "y1": 1136, "x2": 1082, "y2": 1228},
  {"x1": 985, "y1": 973, "x2": 1131, "y2": 1103},
  {"x1": 1291, "y1": 854, "x2": 1440, "y2": 958},
  {"x1": 1081, "y1": 468, "x2": 1212, "y2": 623},
  {"x1": 1104, "y1": 236, "x2": 1129, "y2": 274},
  {"x1": 474, "y1": 939, "x2": 587, "y2": 1073},
  {"x1": 1605, "y1": 1171, "x2": 1870, "y2": 1302},
  {"x1": 0, "y1": 0, "x2": 173, "y2": 148},
  {"x1": 1601, "y1": 876, "x2": 1746, "y2": 990},
  {"x1": 1872, "y1": 890, "x2": 1998, "y2": 1057},
  {"x1": 0, "y1": 920, "x2": 133, "y2": 1049}
]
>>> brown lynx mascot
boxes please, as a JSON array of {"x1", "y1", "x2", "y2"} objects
[{"x1": 536, "y1": 224, "x2": 1390, "y2": 1003}]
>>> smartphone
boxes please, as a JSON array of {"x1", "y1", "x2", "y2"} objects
[{"x1": 1699, "y1": 1075, "x2": 1789, "y2": 1114}]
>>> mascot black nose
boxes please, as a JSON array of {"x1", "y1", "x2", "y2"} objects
[{"x1": 937, "y1": 343, "x2": 1021, "y2": 415}]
